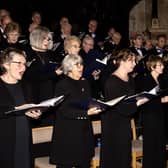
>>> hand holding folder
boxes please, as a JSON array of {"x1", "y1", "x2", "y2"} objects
[
  {"x1": 5, "y1": 95, "x2": 65, "y2": 115},
  {"x1": 83, "y1": 57, "x2": 107, "y2": 78},
  {"x1": 124, "y1": 86, "x2": 159, "y2": 102}
]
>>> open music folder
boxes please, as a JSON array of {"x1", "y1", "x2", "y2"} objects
[
  {"x1": 5, "y1": 95, "x2": 65, "y2": 115},
  {"x1": 72, "y1": 95, "x2": 126, "y2": 111},
  {"x1": 83, "y1": 56, "x2": 108, "y2": 78},
  {"x1": 124, "y1": 86, "x2": 160, "y2": 102}
]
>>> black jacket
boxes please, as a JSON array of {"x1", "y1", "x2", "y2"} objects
[{"x1": 50, "y1": 76, "x2": 95, "y2": 166}]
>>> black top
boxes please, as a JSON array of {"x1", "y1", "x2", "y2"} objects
[
  {"x1": 100, "y1": 75, "x2": 137, "y2": 168},
  {"x1": 136, "y1": 73, "x2": 166, "y2": 168},
  {"x1": 4, "y1": 82, "x2": 31, "y2": 168},
  {"x1": 0, "y1": 40, "x2": 26, "y2": 52},
  {"x1": 5, "y1": 82, "x2": 25, "y2": 106},
  {"x1": 0, "y1": 79, "x2": 32, "y2": 168},
  {"x1": 50, "y1": 76, "x2": 95, "y2": 166},
  {"x1": 23, "y1": 47, "x2": 59, "y2": 126}
]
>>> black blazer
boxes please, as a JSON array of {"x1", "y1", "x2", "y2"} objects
[{"x1": 50, "y1": 76, "x2": 95, "y2": 166}]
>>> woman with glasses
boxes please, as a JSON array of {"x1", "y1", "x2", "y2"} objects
[
  {"x1": 64, "y1": 35, "x2": 81, "y2": 55},
  {"x1": 24, "y1": 26, "x2": 62, "y2": 126},
  {"x1": 136, "y1": 55, "x2": 168, "y2": 168},
  {"x1": 50, "y1": 54, "x2": 101, "y2": 168},
  {"x1": 0, "y1": 47, "x2": 41, "y2": 168},
  {"x1": 0, "y1": 21, "x2": 26, "y2": 52}
]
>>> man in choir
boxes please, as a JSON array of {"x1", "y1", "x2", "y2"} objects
[{"x1": 149, "y1": 34, "x2": 168, "y2": 58}]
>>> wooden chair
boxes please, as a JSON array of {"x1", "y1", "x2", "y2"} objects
[
  {"x1": 32, "y1": 126, "x2": 55, "y2": 168},
  {"x1": 32, "y1": 121, "x2": 102, "y2": 168},
  {"x1": 32, "y1": 126, "x2": 53, "y2": 144},
  {"x1": 34, "y1": 156, "x2": 55, "y2": 168},
  {"x1": 91, "y1": 120, "x2": 101, "y2": 168},
  {"x1": 91, "y1": 119, "x2": 143, "y2": 168},
  {"x1": 131, "y1": 118, "x2": 143, "y2": 168}
]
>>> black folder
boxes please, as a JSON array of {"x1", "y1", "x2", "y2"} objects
[
  {"x1": 124, "y1": 86, "x2": 160, "y2": 102},
  {"x1": 124, "y1": 91, "x2": 157, "y2": 102},
  {"x1": 72, "y1": 95, "x2": 126, "y2": 111},
  {"x1": 83, "y1": 57, "x2": 107, "y2": 78}
]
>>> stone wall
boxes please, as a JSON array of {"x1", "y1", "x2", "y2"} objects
[{"x1": 129, "y1": 0, "x2": 168, "y2": 40}]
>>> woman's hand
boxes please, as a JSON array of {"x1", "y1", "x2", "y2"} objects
[
  {"x1": 87, "y1": 107, "x2": 101, "y2": 115},
  {"x1": 55, "y1": 67, "x2": 63, "y2": 75},
  {"x1": 92, "y1": 69, "x2": 101, "y2": 80},
  {"x1": 25, "y1": 110, "x2": 42, "y2": 119},
  {"x1": 161, "y1": 96, "x2": 168, "y2": 103},
  {"x1": 15, "y1": 104, "x2": 42, "y2": 119},
  {"x1": 136, "y1": 97, "x2": 149, "y2": 106}
]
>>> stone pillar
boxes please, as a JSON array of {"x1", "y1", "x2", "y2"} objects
[
  {"x1": 129, "y1": 0, "x2": 146, "y2": 37},
  {"x1": 129, "y1": 0, "x2": 168, "y2": 40},
  {"x1": 150, "y1": 0, "x2": 168, "y2": 39},
  {"x1": 158, "y1": 0, "x2": 168, "y2": 28},
  {"x1": 145, "y1": 0, "x2": 152, "y2": 29}
]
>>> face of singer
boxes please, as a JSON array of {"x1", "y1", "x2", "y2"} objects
[
  {"x1": 157, "y1": 37, "x2": 166, "y2": 48},
  {"x1": 121, "y1": 55, "x2": 136, "y2": 73},
  {"x1": 68, "y1": 62, "x2": 84, "y2": 80},
  {"x1": 7, "y1": 31, "x2": 20, "y2": 44},
  {"x1": 82, "y1": 39, "x2": 94, "y2": 53},
  {"x1": 133, "y1": 35, "x2": 143, "y2": 47},
  {"x1": 4, "y1": 54, "x2": 26, "y2": 82},
  {"x1": 42, "y1": 35, "x2": 53, "y2": 50},
  {"x1": 68, "y1": 42, "x2": 81, "y2": 55},
  {"x1": 152, "y1": 62, "x2": 164, "y2": 75}
]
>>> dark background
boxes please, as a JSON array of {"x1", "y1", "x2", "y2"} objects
[{"x1": 1, "y1": 0, "x2": 141, "y2": 46}]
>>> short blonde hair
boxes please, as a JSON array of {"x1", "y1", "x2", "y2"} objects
[{"x1": 64, "y1": 35, "x2": 81, "y2": 53}]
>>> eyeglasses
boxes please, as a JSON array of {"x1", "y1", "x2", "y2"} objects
[
  {"x1": 44, "y1": 37, "x2": 52, "y2": 42},
  {"x1": 10, "y1": 61, "x2": 27, "y2": 67},
  {"x1": 72, "y1": 45, "x2": 80, "y2": 49},
  {"x1": 74, "y1": 62, "x2": 83, "y2": 67}
]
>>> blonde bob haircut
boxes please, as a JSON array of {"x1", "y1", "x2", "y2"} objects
[
  {"x1": 29, "y1": 26, "x2": 50, "y2": 50},
  {"x1": 62, "y1": 54, "x2": 83, "y2": 75}
]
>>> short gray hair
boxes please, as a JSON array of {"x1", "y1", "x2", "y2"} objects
[
  {"x1": 62, "y1": 54, "x2": 83, "y2": 75},
  {"x1": 0, "y1": 47, "x2": 26, "y2": 74}
]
